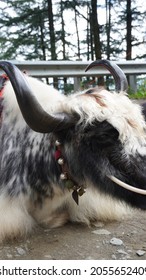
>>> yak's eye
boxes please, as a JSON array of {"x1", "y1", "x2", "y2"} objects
[{"x1": 84, "y1": 120, "x2": 119, "y2": 148}]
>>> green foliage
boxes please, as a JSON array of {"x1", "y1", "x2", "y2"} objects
[
  {"x1": 0, "y1": 0, "x2": 50, "y2": 60},
  {"x1": 64, "y1": 83, "x2": 74, "y2": 94},
  {"x1": 129, "y1": 79, "x2": 146, "y2": 99}
]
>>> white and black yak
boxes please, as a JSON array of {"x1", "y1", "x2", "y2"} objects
[{"x1": 0, "y1": 60, "x2": 146, "y2": 242}]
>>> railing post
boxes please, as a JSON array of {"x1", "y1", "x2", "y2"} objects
[
  {"x1": 74, "y1": 77, "x2": 81, "y2": 92},
  {"x1": 128, "y1": 75, "x2": 137, "y2": 93}
]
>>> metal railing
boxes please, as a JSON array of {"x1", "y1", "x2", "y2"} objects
[{"x1": 1, "y1": 60, "x2": 146, "y2": 92}]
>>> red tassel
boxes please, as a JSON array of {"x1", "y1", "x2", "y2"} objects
[{"x1": 55, "y1": 149, "x2": 61, "y2": 160}]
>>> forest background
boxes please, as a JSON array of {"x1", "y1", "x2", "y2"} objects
[{"x1": 0, "y1": 0, "x2": 146, "y2": 92}]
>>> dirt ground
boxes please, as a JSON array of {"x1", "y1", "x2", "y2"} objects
[{"x1": 0, "y1": 210, "x2": 146, "y2": 260}]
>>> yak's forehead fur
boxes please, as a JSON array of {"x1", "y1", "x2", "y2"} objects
[
  {"x1": 60, "y1": 89, "x2": 146, "y2": 156},
  {"x1": 3, "y1": 76, "x2": 146, "y2": 156}
]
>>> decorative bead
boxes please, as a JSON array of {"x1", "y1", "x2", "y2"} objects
[
  {"x1": 58, "y1": 158, "x2": 64, "y2": 165},
  {"x1": 55, "y1": 140, "x2": 61, "y2": 146},
  {"x1": 60, "y1": 173, "x2": 67, "y2": 180}
]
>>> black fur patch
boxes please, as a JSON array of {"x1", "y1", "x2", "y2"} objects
[{"x1": 56, "y1": 120, "x2": 146, "y2": 210}]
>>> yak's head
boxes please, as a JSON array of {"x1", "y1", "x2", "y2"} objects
[{"x1": 0, "y1": 60, "x2": 146, "y2": 209}]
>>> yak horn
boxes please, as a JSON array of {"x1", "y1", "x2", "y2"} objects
[
  {"x1": 85, "y1": 59, "x2": 128, "y2": 92},
  {"x1": 0, "y1": 61, "x2": 76, "y2": 133},
  {"x1": 108, "y1": 175, "x2": 146, "y2": 195}
]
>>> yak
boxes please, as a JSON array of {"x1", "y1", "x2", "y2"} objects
[{"x1": 0, "y1": 59, "x2": 146, "y2": 242}]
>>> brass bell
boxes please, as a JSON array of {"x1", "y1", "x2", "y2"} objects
[{"x1": 78, "y1": 187, "x2": 86, "y2": 196}]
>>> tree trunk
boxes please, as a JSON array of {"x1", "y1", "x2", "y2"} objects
[
  {"x1": 39, "y1": 11, "x2": 46, "y2": 60},
  {"x1": 91, "y1": 0, "x2": 104, "y2": 86},
  {"x1": 86, "y1": 4, "x2": 90, "y2": 60},
  {"x1": 60, "y1": 0, "x2": 67, "y2": 89},
  {"x1": 74, "y1": 8, "x2": 80, "y2": 59},
  {"x1": 105, "y1": 0, "x2": 112, "y2": 89},
  {"x1": 47, "y1": 0, "x2": 57, "y2": 60},
  {"x1": 106, "y1": 0, "x2": 111, "y2": 60},
  {"x1": 46, "y1": 0, "x2": 58, "y2": 88},
  {"x1": 60, "y1": 0, "x2": 66, "y2": 60},
  {"x1": 126, "y1": 0, "x2": 132, "y2": 60},
  {"x1": 39, "y1": 10, "x2": 49, "y2": 84},
  {"x1": 91, "y1": 0, "x2": 102, "y2": 59},
  {"x1": 89, "y1": 9, "x2": 94, "y2": 61}
]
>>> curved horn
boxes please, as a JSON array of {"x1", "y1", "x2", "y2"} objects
[
  {"x1": 0, "y1": 61, "x2": 76, "y2": 133},
  {"x1": 85, "y1": 59, "x2": 128, "y2": 92},
  {"x1": 108, "y1": 175, "x2": 146, "y2": 196}
]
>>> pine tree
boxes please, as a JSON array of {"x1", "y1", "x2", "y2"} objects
[
  {"x1": 117, "y1": 0, "x2": 146, "y2": 60},
  {"x1": 0, "y1": 0, "x2": 55, "y2": 60}
]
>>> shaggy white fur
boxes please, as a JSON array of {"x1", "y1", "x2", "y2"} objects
[
  {"x1": 0, "y1": 187, "x2": 133, "y2": 241},
  {"x1": 60, "y1": 90, "x2": 146, "y2": 156},
  {"x1": 4, "y1": 78, "x2": 146, "y2": 157},
  {"x1": 0, "y1": 76, "x2": 144, "y2": 241}
]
